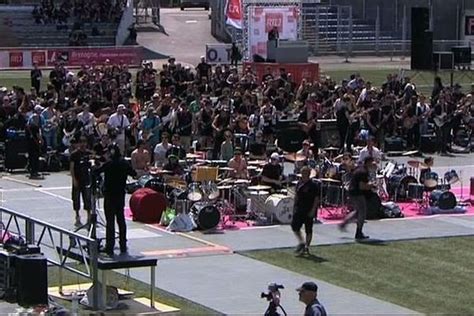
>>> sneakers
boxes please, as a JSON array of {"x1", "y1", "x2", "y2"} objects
[
  {"x1": 338, "y1": 222, "x2": 347, "y2": 232},
  {"x1": 294, "y1": 243, "x2": 305, "y2": 255},
  {"x1": 355, "y1": 233, "x2": 370, "y2": 240},
  {"x1": 303, "y1": 247, "x2": 310, "y2": 255},
  {"x1": 74, "y1": 216, "x2": 82, "y2": 228}
]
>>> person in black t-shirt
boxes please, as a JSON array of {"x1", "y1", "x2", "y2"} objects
[
  {"x1": 292, "y1": 166, "x2": 320, "y2": 255},
  {"x1": 95, "y1": 144, "x2": 137, "y2": 255},
  {"x1": 261, "y1": 152, "x2": 283, "y2": 189},
  {"x1": 339, "y1": 156, "x2": 376, "y2": 240},
  {"x1": 69, "y1": 137, "x2": 92, "y2": 227}
]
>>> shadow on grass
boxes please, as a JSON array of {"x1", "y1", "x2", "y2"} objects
[{"x1": 298, "y1": 254, "x2": 328, "y2": 263}]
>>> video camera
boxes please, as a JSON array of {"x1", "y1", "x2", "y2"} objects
[{"x1": 260, "y1": 283, "x2": 284, "y2": 301}]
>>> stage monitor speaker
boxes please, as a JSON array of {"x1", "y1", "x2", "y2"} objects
[
  {"x1": 451, "y1": 46, "x2": 472, "y2": 65},
  {"x1": 253, "y1": 54, "x2": 266, "y2": 63},
  {"x1": 433, "y1": 52, "x2": 454, "y2": 70},
  {"x1": 317, "y1": 119, "x2": 340, "y2": 148},
  {"x1": 411, "y1": 31, "x2": 433, "y2": 70},
  {"x1": 411, "y1": 7, "x2": 430, "y2": 37},
  {"x1": 276, "y1": 128, "x2": 306, "y2": 153},
  {"x1": 15, "y1": 254, "x2": 48, "y2": 307}
]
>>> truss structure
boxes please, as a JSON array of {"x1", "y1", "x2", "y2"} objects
[{"x1": 242, "y1": 0, "x2": 302, "y2": 60}]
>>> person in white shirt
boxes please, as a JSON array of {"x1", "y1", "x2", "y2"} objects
[
  {"x1": 416, "y1": 94, "x2": 431, "y2": 135},
  {"x1": 107, "y1": 104, "x2": 130, "y2": 155},
  {"x1": 153, "y1": 132, "x2": 171, "y2": 167},
  {"x1": 357, "y1": 136, "x2": 383, "y2": 169}
]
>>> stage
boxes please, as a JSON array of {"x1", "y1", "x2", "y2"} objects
[{"x1": 0, "y1": 152, "x2": 473, "y2": 315}]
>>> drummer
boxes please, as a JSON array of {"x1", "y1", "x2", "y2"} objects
[
  {"x1": 163, "y1": 154, "x2": 185, "y2": 177},
  {"x1": 419, "y1": 157, "x2": 434, "y2": 184},
  {"x1": 357, "y1": 136, "x2": 383, "y2": 165},
  {"x1": 228, "y1": 147, "x2": 249, "y2": 179},
  {"x1": 295, "y1": 139, "x2": 315, "y2": 171},
  {"x1": 131, "y1": 139, "x2": 151, "y2": 177},
  {"x1": 261, "y1": 152, "x2": 284, "y2": 189}
]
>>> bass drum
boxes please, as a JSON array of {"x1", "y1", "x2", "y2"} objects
[
  {"x1": 387, "y1": 175, "x2": 417, "y2": 200},
  {"x1": 265, "y1": 194, "x2": 294, "y2": 224},
  {"x1": 366, "y1": 192, "x2": 383, "y2": 219},
  {"x1": 430, "y1": 190, "x2": 456, "y2": 210},
  {"x1": 191, "y1": 203, "x2": 221, "y2": 230}
]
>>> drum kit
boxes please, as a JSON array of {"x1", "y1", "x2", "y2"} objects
[{"x1": 385, "y1": 160, "x2": 461, "y2": 212}]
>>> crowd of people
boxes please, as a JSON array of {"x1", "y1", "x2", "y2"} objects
[
  {"x1": 33, "y1": 0, "x2": 126, "y2": 25},
  {"x1": 0, "y1": 57, "x2": 472, "y2": 180}
]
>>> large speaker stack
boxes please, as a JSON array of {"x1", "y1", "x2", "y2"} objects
[
  {"x1": 0, "y1": 250, "x2": 48, "y2": 307},
  {"x1": 411, "y1": 7, "x2": 433, "y2": 71}
]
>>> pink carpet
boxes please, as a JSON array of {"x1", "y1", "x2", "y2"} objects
[
  {"x1": 124, "y1": 187, "x2": 474, "y2": 229},
  {"x1": 320, "y1": 186, "x2": 474, "y2": 223}
]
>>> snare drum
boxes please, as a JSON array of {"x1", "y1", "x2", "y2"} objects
[
  {"x1": 265, "y1": 194, "x2": 294, "y2": 224},
  {"x1": 423, "y1": 172, "x2": 439, "y2": 188},
  {"x1": 187, "y1": 182, "x2": 203, "y2": 202}
]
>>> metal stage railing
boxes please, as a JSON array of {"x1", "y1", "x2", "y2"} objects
[{"x1": 0, "y1": 207, "x2": 101, "y2": 310}]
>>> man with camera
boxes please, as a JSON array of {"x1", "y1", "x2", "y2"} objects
[{"x1": 297, "y1": 282, "x2": 327, "y2": 316}]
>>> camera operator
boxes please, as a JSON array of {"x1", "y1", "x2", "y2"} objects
[
  {"x1": 296, "y1": 282, "x2": 327, "y2": 316},
  {"x1": 95, "y1": 144, "x2": 137, "y2": 255}
]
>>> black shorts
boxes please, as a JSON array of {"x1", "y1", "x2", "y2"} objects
[{"x1": 291, "y1": 211, "x2": 314, "y2": 234}]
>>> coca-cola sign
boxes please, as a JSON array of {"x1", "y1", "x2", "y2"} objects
[{"x1": 265, "y1": 13, "x2": 283, "y2": 33}]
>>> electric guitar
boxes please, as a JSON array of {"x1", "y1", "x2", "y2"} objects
[{"x1": 433, "y1": 113, "x2": 453, "y2": 128}]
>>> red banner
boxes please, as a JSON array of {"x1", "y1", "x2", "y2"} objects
[
  {"x1": 32, "y1": 51, "x2": 46, "y2": 66},
  {"x1": 244, "y1": 62, "x2": 320, "y2": 85},
  {"x1": 225, "y1": 0, "x2": 242, "y2": 29},
  {"x1": 9, "y1": 52, "x2": 23, "y2": 67},
  {"x1": 47, "y1": 47, "x2": 142, "y2": 66},
  {"x1": 265, "y1": 12, "x2": 284, "y2": 32}
]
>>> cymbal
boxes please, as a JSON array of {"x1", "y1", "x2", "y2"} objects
[
  {"x1": 324, "y1": 147, "x2": 339, "y2": 151},
  {"x1": 284, "y1": 153, "x2": 307, "y2": 162},
  {"x1": 186, "y1": 153, "x2": 202, "y2": 159},
  {"x1": 407, "y1": 160, "x2": 421, "y2": 168},
  {"x1": 402, "y1": 150, "x2": 419, "y2": 156},
  {"x1": 217, "y1": 185, "x2": 233, "y2": 190},
  {"x1": 296, "y1": 169, "x2": 318, "y2": 178},
  {"x1": 248, "y1": 185, "x2": 271, "y2": 191},
  {"x1": 248, "y1": 191, "x2": 270, "y2": 195},
  {"x1": 234, "y1": 179, "x2": 250, "y2": 184},
  {"x1": 320, "y1": 178, "x2": 341, "y2": 183},
  {"x1": 219, "y1": 167, "x2": 235, "y2": 171},
  {"x1": 150, "y1": 169, "x2": 172, "y2": 175},
  {"x1": 247, "y1": 166, "x2": 258, "y2": 170},
  {"x1": 248, "y1": 160, "x2": 266, "y2": 166}
]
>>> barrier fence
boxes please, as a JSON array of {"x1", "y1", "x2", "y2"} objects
[{"x1": 0, "y1": 207, "x2": 102, "y2": 309}]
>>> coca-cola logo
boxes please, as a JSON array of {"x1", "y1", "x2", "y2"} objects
[
  {"x1": 32, "y1": 51, "x2": 46, "y2": 66},
  {"x1": 265, "y1": 13, "x2": 283, "y2": 33}
]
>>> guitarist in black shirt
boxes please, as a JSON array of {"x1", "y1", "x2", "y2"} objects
[{"x1": 433, "y1": 98, "x2": 452, "y2": 154}]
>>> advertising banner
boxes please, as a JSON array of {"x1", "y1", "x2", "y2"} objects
[
  {"x1": 248, "y1": 6, "x2": 298, "y2": 59},
  {"x1": 243, "y1": 61, "x2": 319, "y2": 85},
  {"x1": 225, "y1": 0, "x2": 243, "y2": 29},
  {"x1": 464, "y1": 12, "x2": 474, "y2": 47},
  {"x1": 0, "y1": 46, "x2": 143, "y2": 69},
  {"x1": 206, "y1": 44, "x2": 232, "y2": 64}
]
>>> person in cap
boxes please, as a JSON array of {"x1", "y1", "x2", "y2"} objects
[
  {"x1": 107, "y1": 104, "x2": 130, "y2": 155},
  {"x1": 163, "y1": 154, "x2": 184, "y2": 176},
  {"x1": 296, "y1": 282, "x2": 327, "y2": 316},
  {"x1": 260, "y1": 152, "x2": 284, "y2": 190},
  {"x1": 339, "y1": 156, "x2": 376, "y2": 240}
]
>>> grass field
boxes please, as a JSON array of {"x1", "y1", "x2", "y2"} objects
[
  {"x1": 47, "y1": 265, "x2": 220, "y2": 315},
  {"x1": 243, "y1": 237, "x2": 474, "y2": 314}
]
